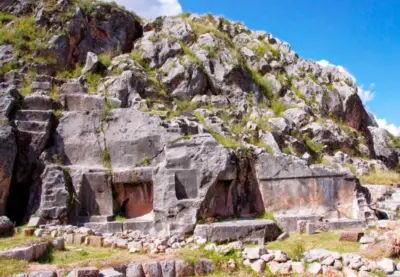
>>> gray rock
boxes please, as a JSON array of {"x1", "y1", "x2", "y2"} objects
[
  {"x1": 99, "y1": 268, "x2": 123, "y2": 277},
  {"x1": 0, "y1": 216, "x2": 13, "y2": 235},
  {"x1": 307, "y1": 262, "x2": 322, "y2": 275},
  {"x1": 52, "y1": 238, "x2": 65, "y2": 251},
  {"x1": 243, "y1": 246, "x2": 267, "y2": 260},
  {"x1": 126, "y1": 264, "x2": 144, "y2": 277},
  {"x1": 0, "y1": 44, "x2": 13, "y2": 66},
  {"x1": 142, "y1": 262, "x2": 162, "y2": 277},
  {"x1": 250, "y1": 259, "x2": 265, "y2": 273},
  {"x1": 66, "y1": 267, "x2": 99, "y2": 277},
  {"x1": 82, "y1": 52, "x2": 99, "y2": 74},
  {"x1": 369, "y1": 127, "x2": 399, "y2": 168},
  {"x1": 378, "y1": 258, "x2": 396, "y2": 274},
  {"x1": 277, "y1": 232, "x2": 289, "y2": 241},
  {"x1": 28, "y1": 272, "x2": 56, "y2": 277},
  {"x1": 175, "y1": 260, "x2": 194, "y2": 277},
  {"x1": 0, "y1": 125, "x2": 17, "y2": 215},
  {"x1": 194, "y1": 220, "x2": 280, "y2": 245},
  {"x1": 194, "y1": 259, "x2": 215, "y2": 275},
  {"x1": 159, "y1": 260, "x2": 175, "y2": 277}
]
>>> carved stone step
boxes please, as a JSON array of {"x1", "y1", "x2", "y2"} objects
[
  {"x1": 15, "y1": 120, "x2": 51, "y2": 133},
  {"x1": 14, "y1": 110, "x2": 53, "y2": 122},
  {"x1": 22, "y1": 95, "x2": 55, "y2": 110}
]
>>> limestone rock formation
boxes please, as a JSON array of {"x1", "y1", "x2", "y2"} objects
[{"x1": 0, "y1": 1, "x2": 398, "y2": 234}]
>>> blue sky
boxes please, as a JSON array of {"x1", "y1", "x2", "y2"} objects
[{"x1": 111, "y1": 0, "x2": 400, "y2": 136}]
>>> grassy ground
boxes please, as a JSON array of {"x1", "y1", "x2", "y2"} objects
[
  {"x1": 360, "y1": 170, "x2": 400, "y2": 185},
  {"x1": 0, "y1": 232, "x2": 41, "y2": 250},
  {"x1": 0, "y1": 244, "x2": 145, "y2": 276},
  {"x1": 267, "y1": 232, "x2": 360, "y2": 259}
]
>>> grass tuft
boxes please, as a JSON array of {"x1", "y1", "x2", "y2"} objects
[{"x1": 360, "y1": 170, "x2": 400, "y2": 185}]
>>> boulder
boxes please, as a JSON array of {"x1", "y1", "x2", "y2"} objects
[
  {"x1": 81, "y1": 52, "x2": 99, "y2": 74},
  {"x1": 0, "y1": 216, "x2": 13, "y2": 235}
]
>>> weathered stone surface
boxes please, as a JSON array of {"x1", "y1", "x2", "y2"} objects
[
  {"x1": 28, "y1": 271, "x2": 56, "y2": 277},
  {"x1": 175, "y1": 260, "x2": 194, "y2": 277},
  {"x1": 0, "y1": 241, "x2": 49, "y2": 261},
  {"x1": 82, "y1": 52, "x2": 99, "y2": 74},
  {"x1": 378, "y1": 258, "x2": 397, "y2": 274},
  {"x1": 126, "y1": 263, "x2": 144, "y2": 277},
  {"x1": 0, "y1": 125, "x2": 17, "y2": 215},
  {"x1": 99, "y1": 268, "x2": 123, "y2": 277},
  {"x1": 194, "y1": 220, "x2": 280, "y2": 244},
  {"x1": 159, "y1": 260, "x2": 175, "y2": 277},
  {"x1": 243, "y1": 246, "x2": 267, "y2": 260},
  {"x1": 67, "y1": 267, "x2": 99, "y2": 277},
  {"x1": 339, "y1": 230, "x2": 364, "y2": 242},
  {"x1": 194, "y1": 259, "x2": 215, "y2": 276},
  {"x1": 37, "y1": 165, "x2": 70, "y2": 221},
  {"x1": 0, "y1": 216, "x2": 13, "y2": 235}
]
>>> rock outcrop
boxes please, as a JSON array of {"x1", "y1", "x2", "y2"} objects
[{"x1": 0, "y1": 1, "x2": 398, "y2": 234}]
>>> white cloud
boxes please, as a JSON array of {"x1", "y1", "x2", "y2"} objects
[
  {"x1": 357, "y1": 83, "x2": 376, "y2": 104},
  {"x1": 376, "y1": 117, "x2": 400, "y2": 137},
  {"x1": 106, "y1": 0, "x2": 183, "y2": 18}
]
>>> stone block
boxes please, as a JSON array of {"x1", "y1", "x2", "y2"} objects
[
  {"x1": 84, "y1": 222, "x2": 123, "y2": 234},
  {"x1": 24, "y1": 229, "x2": 35, "y2": 236},
  {"x1": 28, "y1": 272, "x2": 56, "y2": 277},
  {"x1": 250, "y1": 260, "x2": 265, "y2": 273},
  {"x1": 243, "y1": 247, "x2": 267, "y2": 260},
  {"x1": 159, "y1": 260, "x2": 175, "y2": 277},
  {"x1": 73, "y1": 234, "x2": 86, "y2": 244},
  {"x1": 175, "y1": 260, "x2": 194, "y2": 277},
  {"x1": 142, "y1": 261, "x2": 162, "y2": 277},
  {"x1": 297, "y1": 220, "x2": 308, "y2": 233},
  {"x1": 306, "y1": 222, "x2": 316, "y2": 235},
  {"x1": 99, "y1": 268, "x2": 123, "y2": 277},
  {"x1": 65, "y1": 233, "x2": 74, "y2": 244},
  {"x1": 27, "y1": 217, "x2": 41, "y2": 228},
  {"x1": 67, "y1": 267, "x2": 99, "y2": 277},
  {"x1": 339, "y1": 230, "x2": 364, "y2": 242},
  {"x1": 194, "y1": 259, "x2": 215, "y2": 275},
  {"x1": 52, "y1": 238, "x2": 65, "y2": 251},
  {"x1": 126, "y1": 263, "x2": 144, "y2": 277},
  {"x1": 87, "y1": 236, "x2": 103, "y2": 247},
  {"x1": 194, "y1": 220, "x2": 280, "y2": 244}
]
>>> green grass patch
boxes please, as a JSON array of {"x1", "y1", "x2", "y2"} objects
[
  {"x1": 98, "y1": 52, "x2": 112, "y2": 67},
  {"x1": 360, "y1": 170, "x2": 400, "y2": 185},
  {"x1": 267, "y1": 232, "x2": 360, "y2": 255},
  {"x1": 0, "y1": 233, "x2": 41, "y2": 250},
  {"x1": 245, "y1": 63, "x2": 273, "y2": 100},
  {"x1": 270, "y1": 96, "x2": 286, "y2": 116},
  {"x1": 305, "y1": 138, "x2": 324, "y2": 153},
  {"x1": 0, "y1": 257, "x2": 28, "y2": 276},
  {"x1": 0, "y1": 16, "x2": 46, "y2": 56}
]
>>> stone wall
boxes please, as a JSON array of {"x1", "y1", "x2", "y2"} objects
[{"x1": 255, "y1": 154, "x2": 360, "y2": 219}]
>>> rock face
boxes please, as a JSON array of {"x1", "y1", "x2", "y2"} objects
[
  {"x1": 0, "y1": 126, "x2": 17, "y2": 215},
  {"x1": 0, "y1": 2, "x2": 398, "y2": 233}
]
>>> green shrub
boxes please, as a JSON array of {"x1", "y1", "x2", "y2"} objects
[
  {"x1": 0, "y1": 17, "x2": 46, "y2": 56},
  {"x1": 390, "y1": 134, "x2": 400, "y2": 149},
  {"x1": 271, "y1": 96, "x2": 286, "y2": 116},
  {"x1": 246, "y1": 63, "x2": 273, "y2": 99},
  {"x1": 305, "y1": 138, "x2": 324, "y2": 153},
  {"x1": 99, "y1": 52, "x2": 112, "y2": 67},
  {"x1": 327, "y1": 82, "x2": 335, "y2": 91},
  {"x1": 86, "y1": 72, "x2": 102, "y2": 93},
  {"x1": 0, "y1": 13, "x2": 15, "y2": 25},
  {"x1": 180, "y1": 42, "x2": 203, "y2": 68},
  {"x1": 360, "y1": 170, "x2": 400, "y2": 185}
]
